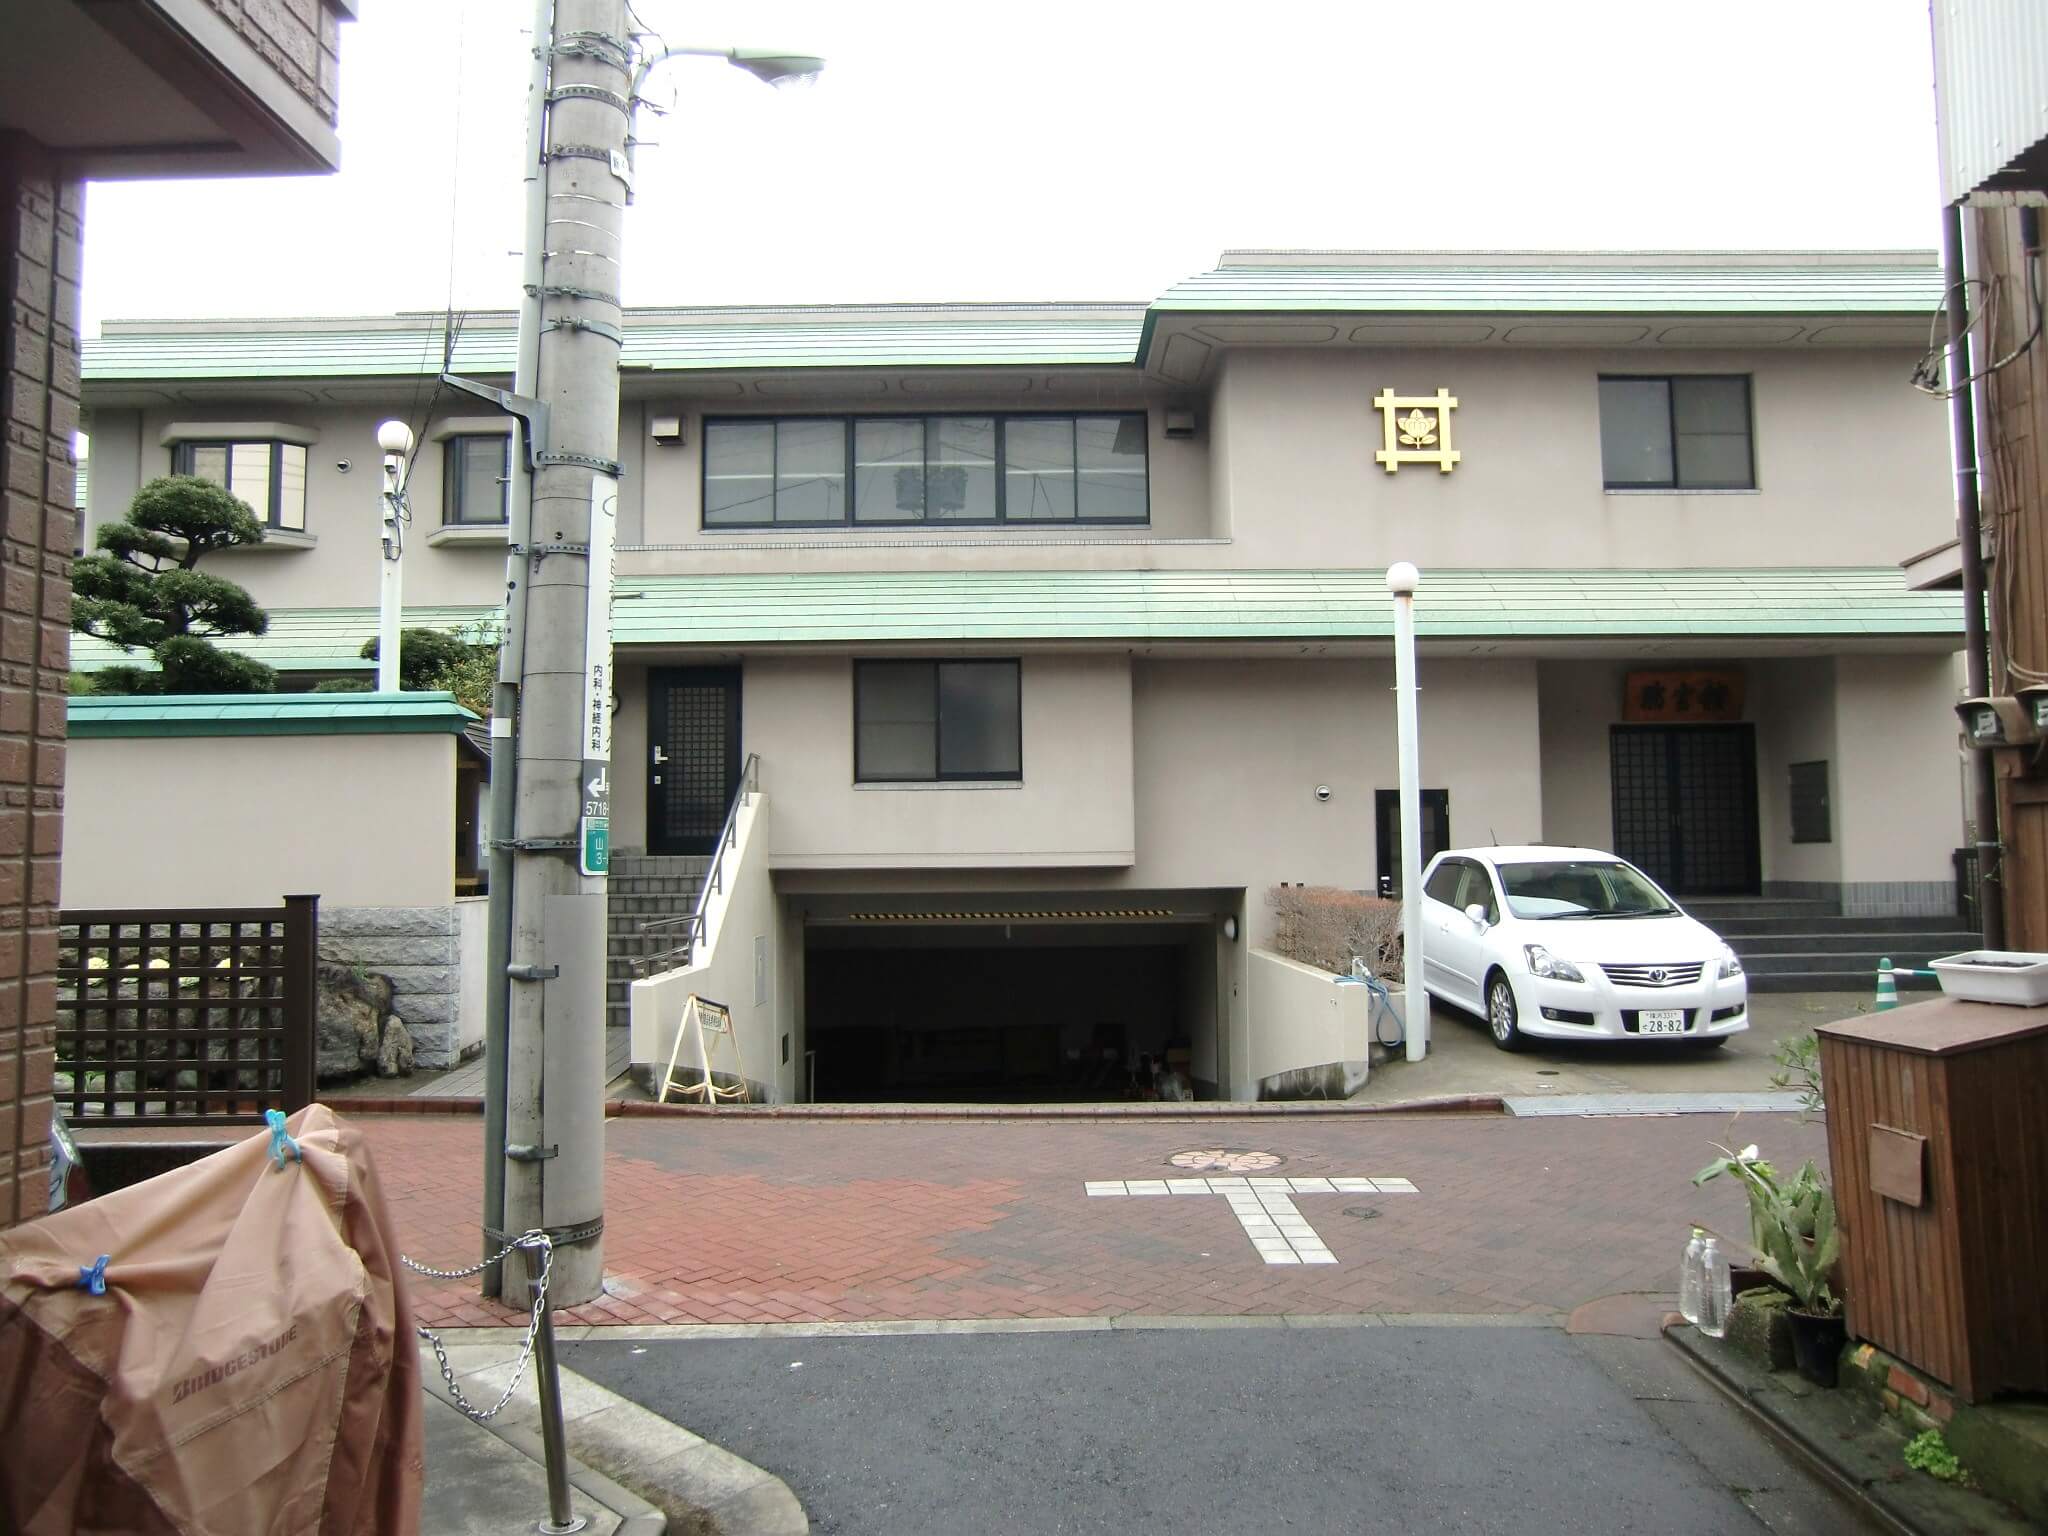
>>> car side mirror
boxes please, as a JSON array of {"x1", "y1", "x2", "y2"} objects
[{"x1": 1463, "y1": 902, "x2": 1490, "y2": 931}]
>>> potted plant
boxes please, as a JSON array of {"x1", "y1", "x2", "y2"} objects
[{"x1": 1694, "y1": 1144, "x2": 1846, "y2": 1385}]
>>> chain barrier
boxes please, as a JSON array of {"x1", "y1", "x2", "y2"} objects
[{"x1": 401, "y1": 1229, "x2": 553, "y2": 1424}]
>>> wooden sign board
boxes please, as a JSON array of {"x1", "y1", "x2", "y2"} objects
[{"x1": 1622, "y1": 669, "x2": 1745, "y2": 724}]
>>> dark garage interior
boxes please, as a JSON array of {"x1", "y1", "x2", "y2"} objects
[{"x1": 804, "y1": 925, "x2": 1213, "y2": 1102}]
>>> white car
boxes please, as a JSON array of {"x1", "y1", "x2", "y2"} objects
[{"x1": 1415, "y1": 845, "x2": 1749, "y2": 1051}]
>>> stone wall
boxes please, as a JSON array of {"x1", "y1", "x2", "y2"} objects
[
  {"x1": 319, "y1": 905, "x2": 460, "y2": 1073},
  {"x1": 0, "y1": 135, "x2": 78, "y2": 1227}
]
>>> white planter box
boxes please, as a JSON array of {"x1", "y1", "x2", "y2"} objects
[{"x1": 1929, "y1": 951, "x2": 2048, "y2": 1007}]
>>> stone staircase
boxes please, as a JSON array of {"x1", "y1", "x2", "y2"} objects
[
  {"x1": 606, "y1": 854, "x2": 711, "y2": 1033},
  {"x1": 1683, "y1": 897, "x2": 1981, "y2": 994}
]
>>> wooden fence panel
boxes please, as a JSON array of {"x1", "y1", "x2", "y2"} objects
[{"x1": 55, "y1": 895, "x2": 317, "y2": 1126}]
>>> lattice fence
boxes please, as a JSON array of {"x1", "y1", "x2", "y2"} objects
[{"x1": 56, "y1": 897, "x2": 317, "y2": 1125}]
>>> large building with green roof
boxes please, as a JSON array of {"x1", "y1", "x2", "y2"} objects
[{"x1": 75, "y1": 249, "x2": 1973, "y2": 1100}]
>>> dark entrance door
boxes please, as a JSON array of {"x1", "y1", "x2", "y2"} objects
[
  {"x1": 1375, "y1": 788, "x2": 1450, "y2": 898},
  {"x1": 1610, "y1": 725, "x2": 1759, "y2": 894},
  {"x1": 648, "y1": 667, "x2": 741, "y2": 856}
]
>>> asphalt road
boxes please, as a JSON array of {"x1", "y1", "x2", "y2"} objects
[{"x1": 565, "y1": 1324, "x2": 1874, "y2": 1535}]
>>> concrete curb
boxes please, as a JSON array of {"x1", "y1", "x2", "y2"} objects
[
  {"x1": 1664, "y1": 1324, "x2": 2036, "y2": 1536},
  {"x1": 428, "y1": 1311, "x2": 1563, "y2": 1346},
  {"x1": 421, "y1": 1341, "x2": 807, "y2": 1536},
  {"x1": 336, "y1": 1093, "x2": 1507, "y2": 1120},
  {"x1": 603, "y1": 1093, "x2": 1506, "y2": 1120}
]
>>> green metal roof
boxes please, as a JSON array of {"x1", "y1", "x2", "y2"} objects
[
  {"x1": 605, "y1": 568, "x2": 1961, "y2": 643},
  {"x1": 69, "y1": 570, "x2": 1960, "y2": 669},
  {"x1": 68, "y1": 690, "x2": 477, "y2": 738},
  {"x1": 1150, "y1": 257, "x2": 1942, "y2": 315},
  {"x1": 83, "y1": 256, "x2": 1943, "y2": 384},
  {"x1": 83, "y1": 307, "x2": 1148, "y2": 382},
  {"x1": 71, "y1": 605, "x2": 497, "y2": 673}
]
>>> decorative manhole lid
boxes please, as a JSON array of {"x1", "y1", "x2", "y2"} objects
[{"x1": 1166, "y1": 1148, "x2": 1284, "y2": 1172}]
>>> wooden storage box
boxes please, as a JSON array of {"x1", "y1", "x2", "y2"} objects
[{"x1": 1816, "y1": 997, "x2": 2048, "y2": 1401}]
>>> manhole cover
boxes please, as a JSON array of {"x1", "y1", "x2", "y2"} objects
[{"x1": 1166, "y1": 1148, "x2": 1285, "y2": 1172}]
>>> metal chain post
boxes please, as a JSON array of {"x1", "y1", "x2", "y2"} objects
[{"x1": 402, "y1": 1229, "x2": 586, "y2": 1533}]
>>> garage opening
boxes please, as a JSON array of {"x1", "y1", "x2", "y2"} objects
[{"x1": 804, "y1": 919, "x2": 1217, "y2": 1103}]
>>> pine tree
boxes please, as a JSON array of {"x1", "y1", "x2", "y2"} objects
[{"x1": 72, "y1": 476, "x2": 276, "y2": 694}]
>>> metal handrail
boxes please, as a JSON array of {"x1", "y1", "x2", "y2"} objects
[{"x1": 635, "y1": 754, "x2": 759, "y2": 976}]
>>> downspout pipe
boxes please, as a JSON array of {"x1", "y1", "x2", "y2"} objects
[{"x1": 1943, "y1": 203, "x2": 2005, "y2": 948}]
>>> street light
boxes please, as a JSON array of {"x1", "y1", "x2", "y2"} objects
[
  {"x1": 374, "y1": 419, "x2": 413, "y2": 693},
  {"x1": 623, "y1": 45, "x2": 826, "y2": 197},
  {"x1": 1387, "y1": 561, "x2": 1427, "y2": 1062}
]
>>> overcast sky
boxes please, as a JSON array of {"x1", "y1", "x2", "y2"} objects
[{"x1": 80, "y1": 0, "x2": 1944, "y2": 333}]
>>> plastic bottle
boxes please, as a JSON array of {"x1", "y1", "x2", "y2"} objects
[
  {"x1": 1679, "y1": 1229, "x2": 1706, "y2": 1326},
  {"x1": 1698, "y1": 1236, "x2": 1733, "y2": 1339}
]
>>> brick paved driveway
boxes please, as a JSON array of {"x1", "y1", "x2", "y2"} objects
[{"x1": 368, "y1": 1109, "x2": 1827, "y2": 1329}]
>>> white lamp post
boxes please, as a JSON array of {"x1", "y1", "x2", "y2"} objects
[
  {"x1": 374, "y1": 419, "x2": 413, "y2": 692},
  {"x1": 1387, "y1": 561, "x2": 1427, "y2": 1061}
]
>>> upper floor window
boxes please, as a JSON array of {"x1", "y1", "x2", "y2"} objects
[
  {"x1": 173, "y1": 440, "x2": 307, "y2": 529},
  {"x1": 1598, "y1": 376, "x2": 1754, "y2": 490},
  {"x1": 704, "y1": 414, "x2": 1148, "y2": 528},
  {"x1": 444, "y1": 434, "x2": 510, "y2": 524},
  {"x1": 854, "y1": 659, "x2": 1022, "y2": 782}
]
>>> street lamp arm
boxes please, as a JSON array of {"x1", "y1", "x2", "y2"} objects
[{"x1": 631, "y1": 44, "x2": 825, "y2": 101}]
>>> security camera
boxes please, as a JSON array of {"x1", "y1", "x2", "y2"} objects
[
  {"x1": 1315, "y1": 784, "x2": 1333, "y2": 802},
  {"x1": 335, "y1": 458, "x2": 352, "y2": 473}
]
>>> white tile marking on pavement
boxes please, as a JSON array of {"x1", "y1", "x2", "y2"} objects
[{"x1": 1084, "y1": 1174, "x2": 1418, "y2": 1265}]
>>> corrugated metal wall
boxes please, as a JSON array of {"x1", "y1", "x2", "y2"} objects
[{"x1": 1933, "y1": 0, "x2": 2048, "y2": 203}]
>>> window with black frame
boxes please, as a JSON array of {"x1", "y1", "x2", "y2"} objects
[
  {"x1": 1597, "y1": 375, "x2": 1754, "y2": 489},
  {"x1": 854, "y1": 659, "x2": 1021, "y2": 782},
  {"x1": 704, "y1": 414, "x2": 1147, "y2": 527},
  {"x1": 172, "y1": 440, "x2": 308, "y2": 529},
  {"x1": 443, "y1": 434, "x2": 510, "y2": 524}
]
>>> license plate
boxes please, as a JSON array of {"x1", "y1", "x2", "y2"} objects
[{"x1": 1639, "y1": 1010, "x2": 1688, "y2": 1035}]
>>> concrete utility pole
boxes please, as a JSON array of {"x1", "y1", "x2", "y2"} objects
[
  {"x1": 474, "y1": 3, "x2": 821, "y2": 1306},
  {"x1": 496, "y1": 0, "x2": 629, "y2": 1306}
]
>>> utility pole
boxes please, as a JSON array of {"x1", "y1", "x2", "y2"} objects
[
  {"x1": 494, "y1": 0, "x2": 628, "y2": 1306},
  {"x1": 470, "y1": 5, "x2": 820, "y2": 1307}
]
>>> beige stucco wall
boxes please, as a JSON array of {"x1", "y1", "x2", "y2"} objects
[
  {"x1": 62, "y1": 732, "x2": 455, "y2": 908},
  {"x1": 1753, "y1": 658, "x2": 1843, "y2": 886},
  {"x1": 85, "y1": 404, "x2": 510, "y2": 612},
  {"x1": 457, "y1": 894, "x2": 490, "y2": 1056},
  {"x1": 1205, "y1": 346, "x2": 1951, "y2": 572},
  {"x1": 1537, "y1": 654, "x2": 1962, "y2": 889},
  {"x1": 1245, "y1": 949, "x2": 1370, "y2": 1094},
  {"x1": 85, "y1": 331, "x2": 1952, "y2": 597},
  {"x1": 630, "y1": 792, "x2": 783, "y2": 1099},
  {"x1": 1535, "y1": 662, "x2": 1617, "y2": 852},
  {"x1": 757, "y1": 653, "x2": 1136, "y2": 870},
  {"x1": 1131, "y1": 657, "x2": 1544, "y2": 941},
  {"x1": 1834, "y1": 653, "x2": 1966, "y2": 885}
]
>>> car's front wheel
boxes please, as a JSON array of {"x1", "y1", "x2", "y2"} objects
[{"x1": 1486, "y1": 971, "x2": 1524, "y2": 1052}]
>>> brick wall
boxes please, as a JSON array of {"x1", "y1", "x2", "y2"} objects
[{"x1": 0, "y1": 134, "x2": 78, "y2": 1228}]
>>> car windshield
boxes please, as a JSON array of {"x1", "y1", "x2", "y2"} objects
[{"x1": 1495, "y1": 860, "x2": 1678, "y2": 919}]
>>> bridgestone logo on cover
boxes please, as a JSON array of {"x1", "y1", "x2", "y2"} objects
[{"x1": 171, "y1": 1324, "x2": 298, "y2": 1404}]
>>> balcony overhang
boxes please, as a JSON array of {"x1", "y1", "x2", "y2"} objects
[{"x1": 3, "y1": 0, "x2": 349, "y2": 179}]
